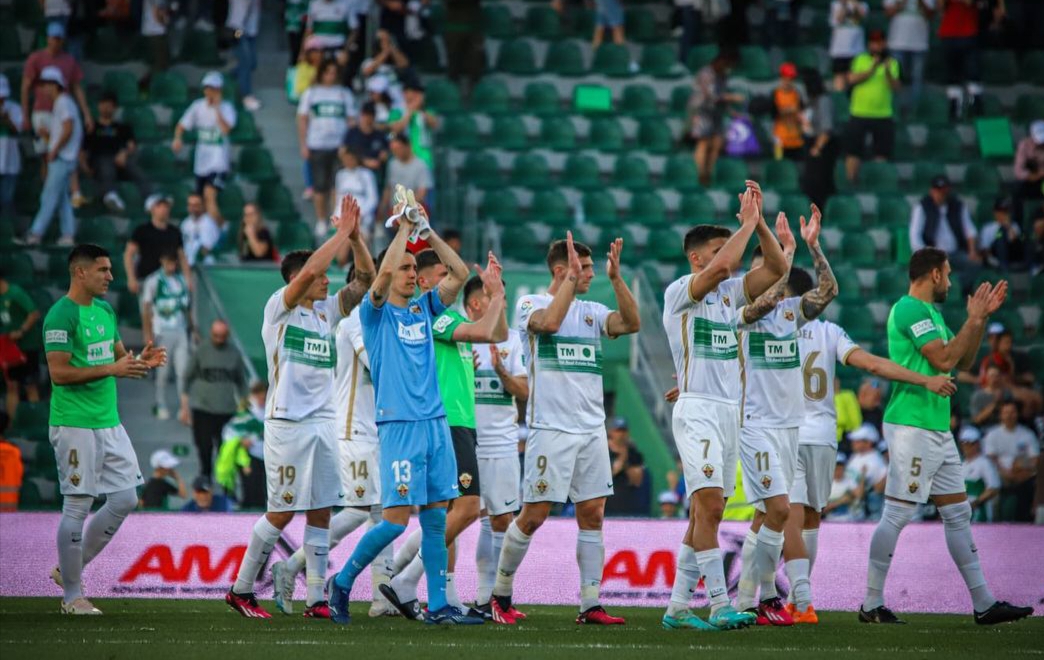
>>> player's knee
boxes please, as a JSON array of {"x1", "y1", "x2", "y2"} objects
[
  {"x1": 306, "y1": 508, "x2": 331, "y2": 527},
  {"x1": 938, "y1": 500, "x2": 972, "y2": 530},
  {"x1": 516, "y1": 507, "x2": 549, "y2": 535},
  {"x1": 694, "y1": 496, "x2": 725, "y2": 525},
  {"x1": 764, "y1": 499, "x2": 790, "y2": 527},
  {"x1": 62, "y1": 495, "x2": 92, "y2": 521},
  {"x1": 105, "y1": 488, "x2": 137, "y2": 517},
  {"x1": 575, "y1": 506, "x2": 604, "y2": 531},
  {"x1": 490, "y1": 513, "x2": 512, "y2": 533},
  {"x1": 266, "y1": 511, "x2": 295, "y2": 529},
  {"x1": 881, "y1": 499, "x2": 917, "y2": 531}
]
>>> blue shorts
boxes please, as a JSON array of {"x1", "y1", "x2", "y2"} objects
[
  {"x1": 596, "y1": 0, "x2": 623, "y2": 27},
  {"x1": 378, "y1": 417, "x2": 459, "y2": 508}
]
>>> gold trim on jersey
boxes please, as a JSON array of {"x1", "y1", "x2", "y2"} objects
[
  {"x1": 680, "y1": 311, "x2": 690, "y2": 394},
  {"x1": 527, "y1": 333, "x2": 537, "y2": 424},
  {"x1": 344, "y1": 349, "x2": 360, "y2": 440},
  {"x1": 839, "y1": 345, "x2": 860, "y2": 367},
  {"x1": 268, "y1": 323, "x2": 286, "y2": 420},
  {"x1": 737, "y1": 330, "x2": 747, "y2": 424}
]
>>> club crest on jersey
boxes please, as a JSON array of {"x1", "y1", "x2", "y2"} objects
[
  {"x1": 535, "y1": 479, "x2": 549, "y2": 495},
  {"x1": 702, "y1": 464, "x2": 714, "y2": 479},
  {"x1": 499, "y1": 349, "x2": 509, "y2": 360},
  {"x1": 397, "y1": 483, "x2": 409, "y2": 497},
  {"x1": 355, "y1": 485, "x2": 366, "y2": 498},
  {"x1": 69, "y1": 473, "x2": 81, "y2": 487},
  {"x1": 96, "y1": 324, "x2": 105, "y2": 335},
  {"x1": 521, "y1": 300, "x2": 533, "y2": 311},
  {"x1": 784, "y1": 310, "x2": 795, "y2": 321},
  {"x1": 761, "y1": 475, "x2": 772, "y2": 489},
  {"x1": 317, "y1": 312, "x2": 327, "y2": 323},
  {"x1": 722, "y1": 295, "x2": 731, "y2": 307},
  {"x1": 409, "y1": 303, "x2": 421, "y2": 314},
  {"x1": 459, "y1": 472, "x2": 473, "y2": 489},
  {"x1": 908, "y1": 482, "x2": 919, "y2": 494},
  {"x1": 584, "y1": 315, "x2": 594, "y2": 327},
  {"x1": 282, "y1": 491, "x2": 295, "y2": 505}
]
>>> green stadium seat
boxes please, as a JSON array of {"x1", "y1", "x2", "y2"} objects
[
  {"x1": 565, "y1": 6, "x2": 596, "y2": 38},
  {"x1": 276, "y1": 222, "x2": 314, "y2": 252},
  {"x1": 461, "y1": 153, "x2": 502, "y2": 190},
  {"x1": 530, "y1": 190, "x2": 571, "y2": 226},
  {"x1": 116, "y1": 182, "x2": 145, "y2": 220},
  {"x1": 686, "y1": 45, "x2": 718, "y2": 72},
  {"x1": 679, "y1": 191, "x2": 718, "y2": 222},
  {"x1": 412, "y1": 38, "x2": 444, "y2": 73},
  {"x1": 764, "y1": 159, "x2": 800, "y2": 193},
  {"x1": 783, "y1": 46, "x2": 823, "y2": 74},
  {"x1": 76, "y1": 217, "x2": 119, "y2": 245},
  {"x1": 500, "y1": 225, "x2": 546, "y2": 262},
  {"x1": 619, "y1": 84, "x2": 659, "y2": 117},
  {"x1": 482, "y1": 4, "x2": 515, "y2": 39},
  {"x1": 670, "y1": 85, "x2": 691, "y2": 116},
  {"x1": 181, "y1": 30, "x2": 222, "y2": 67},
  {"x1": 540, "y1": 118, "x2": 577, "y2": 151},
  {"x1": 597, "y1": 226, "x2": 638, "y2": 264},
  {"x1": 963, "y1": 161, "x2": 1002, "y2": 196},
  {"x1": 545, "y1": 40, "x2": 588, "y2": 76},
  {"x1": 914, "y1": 89, "x2": 950, "y2": 125},
  {"x1": 628, "y1": 191, "x2": 667, "y2": 227},
  {"x1": 860, "y1": 161, "x2": 899, "y2": 193},
  {"x1": 525, "y1": 6, "x2": 563, "y2": 40},
  {"x1": 0, "y1": 251, "x2": 34, "y2": 285},
  {"x1": 975, "y1": 117, "x2": 1014, "y2": 160},
  {"x1": 978, "y1": 93, "x2": 1004, "y2": 117},
  {"x1": 909, "y1": 160, "x2": 942, "y2": 191},
  {"x1": 470, "y1": 78, "x2": 511, "y2": 115},
  {"x1": 217, "y1": 183, "x2": 246, "y2": 221},
  {"x1": 524, "y1": 82, "x2": 562, "y2": 117},
  {"x1": 737, "y1": 46, "x2": 773, "y2": 81},
  {"x1": 641, "y1": 44, "x2": 684, "y2": 79},
  {"x1": 1020, "y1": 51, "x2": 1044, "y2": 86},
  {"x1": 877, "y1": 195, "x2": 912, "y2": 229},
  {"x1": 589, "y1": 117, "x2": 625, "y2": 152},
  {"x1": 839, "y1": 305, "x2": 875, "y2": 342},
  {"x1": 922, "y1": 126, "x2": 963, "y2": 162},
  {"x1": 842, "y1": 233, "x2": 878, "y2": 266},
  {"x1": 591, "y1": 44, "x2": 634, "y2": 78},
  {"x1": 625, "y1": 8, "x2": 660, "y2": 43},
  {"x1": 612, "y1": 155, "x2": 652, "y2": 190},
  {"x1": 562, "y1": 154, "x2": 602, "y2": 190},
  {"x1": 713, "y1": 158, "x2": 749, "y2": 191},
  {"x1": 123, "y1": 106, "x2": 162, "y2": 143},
  {"x1": 893, "y1": 126, "x2": 915, "y2": 161},
  {"x1": 664, "y1": 154, "x2": 701, "y2": 192},
  {"x1": 479, "y1": 190, "x2": 520, "y2": 224},
  {"x1": 511, "y1": 153, "x2": 551, "y2": 188},
  {"x1": 834, "y1": 270, "x2": 862, "y2": 303},
  {"x1": 87, "y1": 27, "x2": 127, "y2": 64},
  {"x1": 117, "y1": 291, "x2": 142, "y2": 328},
  {"x1": 1014, "y1": 94, "x2": 1044, "y2": 125},
  {"x1": 238, "y1": 146, "x2": 280, "y2": 183},
  {"x1": 229, "y1": 111, "x2": 261, "y2": 144},
  {"x1": 257, "y1": 185, "x2": 297, "y2": 221},
  {"x1": 497, "y1": 40, "x2": 539, "y2": 75},
  {"x1": 982, "y1": 50, "x2": 1017, "y2": 86},
  {"x1": 582, "y1": 192, "x2": 617, "y2": 226},
  {"x1": 779, "y1": 194, "x2": 812, "y2": 226},
  {"x1": 150, "y1": 71, "x2": 189, "y2": 108},
  {"x1": 103, "y1": 70, "x2": 141, "y2": 107},
  {"x1": 137, "y1": 145, "x2": 181, "y2": 183},
  {"x1": 824, "y1": 195, "x2": 862, "y2": 230},
  {"x1": 648, "y1": 228, "x2": 684, "y2": 262},
  {"x1": 440, "y1": 115, "x2": 481, "y2": 149},
  {"x1": 425, "y1": 79, "x2": 462, "y2": 114},
  {"x1": 637, "y1": 119, "x2": 675, "y2": 154}
]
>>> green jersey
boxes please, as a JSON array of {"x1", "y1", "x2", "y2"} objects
[
  {"x1": 387, "y1": 108, "x2": 435, "y2": 169},
  {"x1": 43, "y1": 296, "x2": 121, "y2": 429},
  {"x1": 883, "y1": 295, "x2": 953, "y2": 431},
  {"x1": 432, "y1": 309, "x2": 475, "y2": 428},
  {"x1": 0, "y1": 283, "x2": 40, "y2": 351}
]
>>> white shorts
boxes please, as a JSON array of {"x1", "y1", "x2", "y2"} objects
[
  {"x1": 673, "y1": 395, "x2": 739, "y2": 499},
  {"x1": 264, "y1": 418, "x2": 346, "y2": 512},
  {"x1": 883, "y1": 423, "x2": 965, "y2": 504},
  {"x1": 523, "y1": 427, "x2": 613, "y2": 504},
  {"x1": 479, "y1": 455, "x2": 522, "y2": 516},
  {"x1": 50, "y1": 425, "x2": 144, "y2": 497},
  {"x1": 338, "y1": 437, "x2": 380, "y2": 507},
  {"x1": 740, "y1": 426, "x2": 799, "y2": 504},
  {"x1": 790, "y1": 445, "x2": 837, "y2": 511},
  {"x1": 32, "y1": 111, "x2": 52, "y2": 154}
]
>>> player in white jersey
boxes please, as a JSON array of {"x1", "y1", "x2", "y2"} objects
[
  {"x1": 227, "y1": 196, "x2": 375, "y2": 620},
  {"x1": 489, "y1": 233, "x2": 640, "y2": 625},
  {"x1": 733, "y1": 205, "x2": 838, "y2": 626},
  {"x1": 785, "y1": 286, "x2": 956, "y2": 621},
  {"x1": 660, "y1": 184, "x2": 791, "y2": 631},
  {"x1": 465, "y1": 274, "x2": 529, "y2": 617},
  {"x1": 271, "y1": 264, "x2": 398, "y2": 617}
]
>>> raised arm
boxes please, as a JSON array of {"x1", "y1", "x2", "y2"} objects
[
  {"x1": 369, "y1": 204, "x2": 412, "y2": 307},
  {"x1": 687, "y1": 186, "x2": 761, "y2": 302},
  {"x1": 740, "y1": 213, "x2": 795, "y2": 324},
  {"x1": 451, "y1": 254, "x2": 508, "y2": 343},
  {"x1": 798, "y1": 204, "x2": 839, "y2": 321},
  {"x1": 604, "y1": 238, "x2": 641, "y2": 338},
  {"x1": 527, "y1": 231, "x2": 581, "y2": 335},
  {"x1": 336, "y1": 206, "x2": 377, "y2": 316},
  {"x1": 283, "y1": 195, "x2": 361, "y2": 310},
  {"x1": 742, "y1": 180, "x2": 790, "y2": 300},
  {"x1": 426, "y1": 218, "x2": 470, "y2": 306},
  {"x1": 846, "y1": 348, "x2": 957, "y2": 396},
  {"x1": 921, "y1": 282, "x2": 1007, "y2": 372}
]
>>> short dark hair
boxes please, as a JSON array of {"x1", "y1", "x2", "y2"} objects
[
  {"x1": 415, "y1": 249, "x2": 442, "y2": 273},
  {"x1": 546, "y1": 239, "x2": 592, "y2": 272},
  {"x1": 391, "y1": 132, "x2": 411, "y2": 147},
  {"x1": 463, "y1": 275, "x2": 485, "y2": 305},
  {"x1": 99, "y1": 91, "x2": 118, "y2": 105},
  {"x1": 317, "y1": 59, "x2": 340, "y2": 81},
  {"x1": 442, "y1": 228, "x2": 462, "y2": 242},
  {"x1": 159, "y1": 247, "x2": 179, "y2": 262},
  {"x1": 68, "y1": 244, "x2": 110, "y2": 268},
  {"x1": 908, "y1": 247, "x2": 948, "y2": 282},
  {"x1": 360, "y1": 101, "x2": 376, "y2": 116},
  {"x1": 787, "y1": 267, "x2": 815, "y2": 297},
  {"x1": 280, "y1": 250, "x2": 313, "y2": 284},
  {"x1": 683, "y1": 225, "x2": 731, "y2": 253},
  {"x1": 1000, "y1": 398, "x2": 1021, "y2": 415}
]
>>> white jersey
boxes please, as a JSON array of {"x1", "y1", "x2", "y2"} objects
[
  {"x1": 141, "y1": 270, "x2": 190, "y2": 335},
  {"x1": 297, "y1": 84, "x2": 356, "y2": 150},
  {"x1": 663, "y1": 274, "x2": 745, "y2": 403},
  {"x1": 177, "y1": 99, "x2": 236, "y2": 176},
  {"x1": 517, "y1": 294, "x2": 611, "y2": 434},
  {"x1": 798, "y1": 319, "x2": 861, "y2": 447},
  {"x1": 963, "y1": 454, "x2": 1000, "y2": 491},
  {"x1": 333, "y1": 308, "x2": 377, "y2": 442},
  {"x1": 475, "y1": 330, "x2": 526, "y2": 459},
  {"x1": 738, "y1": 296, "x2": 809, "y2": 428},
  {"x1": 262, "y1": 287, "x2": 346, "y2": 422},
  {"x1": 846, "y1": 449, "x2": 887, "y2": 487},
  {"x1": 308, "y1": 0, "x2": 351, "y2": 48},
  {"x1": 180, "y1": 213, "x2": 220, "y2": 266}
]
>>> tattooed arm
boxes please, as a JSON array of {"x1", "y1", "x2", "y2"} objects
[
  {"x1": 741, "y1": 213, "x2": 795, "y2": 324},
  {"x1": 799, "y1": 204, "x2": 839, "y2": 321}
]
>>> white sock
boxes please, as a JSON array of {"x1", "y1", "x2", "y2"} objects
[
  {"x1": 233, "y1": 517, "x2": 282, "y2": 595},
  {"x1": 576, "y1": 529, "x2": 604, "y2": 612},
  {"x1": 81, "y1": 488, "x2": 136, "y2": 566},
  {"x1": 736, "y1": 529, "x2": 759, "y2": 610},
  {"x1": 303, "y1": 525, "x2": 330, "y2": 607},
  {"x1": 287, "y1": 508, "x2": 367, "y2": 578},
  {"x1": 939, "y1": 502, "x2": 995, "y2": 612},
  {"x1": 754, "y1": 526, "x2": 784, "y2": 601},
  {"x1": 475, "y1": 518, "x2": 495, "y2": 604},
  {"x1": 57, "y1": 495, "x2": 91, "y2": 602},
  {"x1": 445, "y1": 572, "x2": 464, "y2": 611},
  {"x1": 802, "y1": 528, "x2": 819, "y2": 574},
  {"x1": 391, "y1": 551, "x2": 425, "y2": 602},
  {"x1": 785, "y1": 558, "x2": 812, "y2": 610},
  {"x1": 863, "y1": 499, "x2": 915, "y2": 611},
  {"x1": 391, "y1": 528, "x2": 422, "y2": 575},
  {"x1": 667, "y1": 543, "x2": 700, "y2": 616},
  {"x1": 370, "y1": 507, "x2": 395, "y2": 602},
  {"x1": 493, "y1": 520, "x2": 532, "y2": 598},
  {"x1": 696, "y1": 548, "x2": 730, "y2": 614}
]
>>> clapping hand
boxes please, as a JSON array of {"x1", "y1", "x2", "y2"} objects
[
  {"x1": 138, "y1": 341, "x2": 168, "y2": 369},
  {"x1": 776, "y1": 212, "x2": 797, "y2": 255},
  {"x1": 799, "y1": 203, "x2": 822, "y2": 248},
  {"x1": 606, "y1": 238, "x2": 623, "y2": 281},
  {"x1": 332, "y1": 194, "x2": 361, "y2": 239}
]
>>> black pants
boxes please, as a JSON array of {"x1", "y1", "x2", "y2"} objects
[
  {"x1": 191, "y1": 409, "x2": 233, "y2": 477},
  {"x1": 240, "y1": 455, "x2": 267, "y2": 509},
  {"x1": 801, "y1": 137, "x2": 837, "y2": 209},
  {"x1": 91, "y1": 153, "x2": 149, "y2": 197},
  {"x1": 1011, "y1": 179, "x2": 1044, "y2": 231}
]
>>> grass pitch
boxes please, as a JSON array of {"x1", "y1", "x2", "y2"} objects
[{"x1": 1, "y1": 598, "x2": 1040, "y2": 660}]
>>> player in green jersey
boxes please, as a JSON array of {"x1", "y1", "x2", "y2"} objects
[
  {"x1": 860, "y1": 247, "x2": 1031, "y2": 626},
  {"x1": 43, "y1": 244, "x2": 166, "y2": 615}
]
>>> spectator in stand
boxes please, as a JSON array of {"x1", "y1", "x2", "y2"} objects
[
  {"x1": 181, "y1": 476, "x2": 234, "y2": 512},
  {"x1": 303, "y1": 0, "x2": 353, "y2": 64},
  {"x1": 125, "y1": 193, "x2": 191, "y2": 295},
  {"x1": 140, "y1": 0, "x2": 171, "y2": 89},
  {"x1": 591, "y1": 0, "x2": 636, "y2": 72},
  {"x1": 364, "y1": 76, "x2": 399, "y2": 125},
  {"x1": 0, "y1": 273, "x2": 42, "y2": 420},
  {"x1": 908, "y1": 175, "x2": 980, "y2": 282},
  {"x1": 297, "y1": 60, "x2": 357, "y2": 238},
  {"x1": 291, "y1": 37, "x2": 323, "y2": 104},
  {"x1": 24, "y1": 67, "x2": 82, "y2": 246},
  {"x1": 0, "y1": 74, "x2": 23, "y2": 221},
  {"x1": 140, "y1": 449, "x2": 188, "y2": 509},
  {"x1": 772, "y1": 62, "x2": 805, "y2": 160},
  {"x1": 605, "y1": 417, "x2": 647, "y2": 516},
  {"x1": 658, "y1": 491, "x2": 681, "y2": 519},
  {"x1": 334, "y1": 147, "x2": 378, "y2": 244},
  {"x1": 688, "y1": 50, "x2": 742, "y2": 187},
  {"x1": 800, "y1": 69, "x2": 836, "y2": 208},
  {"x1": 978, "y1": 197, "x2": 1026, "y2": 271},
  {"x1": 181, "y1": 193, "x2": 221, "y2": 266},
  {"x1": 360, "y1": 29, "x2": 410, "y2": 109},
  {"x1": 970, "y1": 364, "x2": 1013, "y2": 427},
  {"x1": 0, "y1": 411, "x2": 23, "y2": 511},
  {"x1": 344, "y1": 101, "x2": 390, "y2": 173},
  {"x1": 42, "y1": 0, "x2": 72, "y2": 34},
  {"x1": 939, "y1": 0, "x2": 984, "y2": 119},
  {"x1": 857, "y1": 377, "x2": 886, "y2": 436},
  {"x1": 227, "y1": 0, "x2": 262, "y2": 111},
  {"x1": 285, "y1": 0, "x2": 310, "y2": 68},
  {"x1": 884, "y1": 0, "x2": 935, "y2": 118},
  {"x1": 823, "y1": 453, "x2": 860, "y2": 520},
  {"x1": 380, "y1": 133, "x2": 432, "y2": 217},
  {"x1": 142, "y1": 248, "x2": 194, "y2": 421},
  {"x1": 221, "y1": 380, "x2": 268, "y2": 509},
  {"x1": 829, "y1": 0, "x2": 869, "y2": 90},
  {"x1": 846, "y1": 423, "x2": 887, "y2": 520},
  {"x1": 844, "y1": 30, "x2": 900, "y2": 184},
  {"x1": 238, "y1": 203, "x2": 277, "y2": 262},
  {"x1": 388, "y1": 80, "x2": 438, "y2": 172},
  {"x1": 835, "y1": 376, "x2": 863, "y2": 454},
  {"x1": 1011, "y1": 121, "x2": 1044, "y2": 231},
  {"x1": 1029, "y1": 206, "x2": 1044, "y2": 275},
  {"x1": 441, "y1": 228, "x2": 463, "y2": 254},
  {"x1": 183, "y1": 319, "x2": 247, "y2": 477},
  {"x1": 81, "y1": 91, "x2": 149, "y2": 214},
  {"x1": 675, "y1": 0, "x2": 702, "y2": 63},
  {"x1": 984, "y1": 400, "x2": 1039, "y2": 521},
  {"x1": 958, "y1": 426, "x2": 1000, "y2": 522},
  {"x1": 172, "y1": 71, "x2": 237, "y2": 227},
  {"x1": 975, "y1": 327, "x2": 1041, "y2": 418},
  {"x1": 441, "y1": 0, "x2": 483, "y2": 95},
  {"x1": 343, "y1": 0, "x2": 376, "y2": 87}
]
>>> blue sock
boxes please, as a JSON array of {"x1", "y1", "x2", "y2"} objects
[
  {"x1": 419, "y1": 507, "x2": 449, "y2": 612},
  {"x1": 334, "y1": 520, "x2": 406, "y2": 591}
]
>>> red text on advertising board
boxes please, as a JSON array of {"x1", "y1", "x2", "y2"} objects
[
  {"x1": 601, "y1": 550, "x2": 676, "y2": 588},
  {"x1": 120, "y1": 545, "x2": 246, "y2": 583}
]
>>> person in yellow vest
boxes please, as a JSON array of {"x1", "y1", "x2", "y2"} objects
[{"x1": 0, "y1": 411, "x2": 24, "y2": 511}]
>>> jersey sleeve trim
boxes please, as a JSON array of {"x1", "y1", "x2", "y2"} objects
[{"x1": 839, "y1": 345, "x2": 861, "y2": 366}]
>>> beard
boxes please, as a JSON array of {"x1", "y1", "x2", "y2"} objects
[{"x1": 932, "y1": 285, "x2": 949, "y2": 303}]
